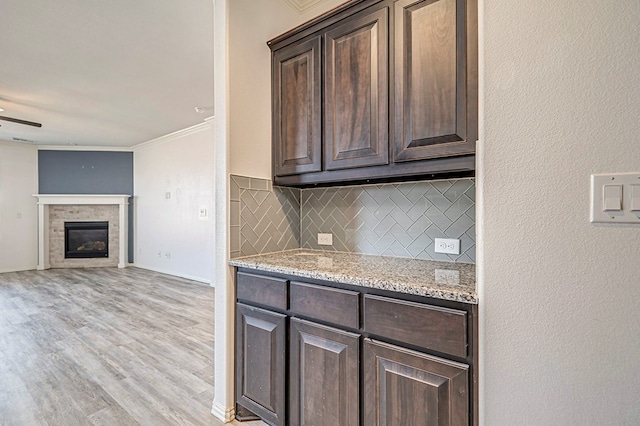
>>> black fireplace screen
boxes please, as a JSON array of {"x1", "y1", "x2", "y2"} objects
[{"x1": 64, "y1": 221, "x2": 109, "y2": 259}]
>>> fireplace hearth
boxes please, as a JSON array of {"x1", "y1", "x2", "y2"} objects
[
  {"x1": 34, "y1": 194, "x2": 130, "y2": 270},
  {"x1": 64, "y1": 221, "x2": 109, "y2": 259}
]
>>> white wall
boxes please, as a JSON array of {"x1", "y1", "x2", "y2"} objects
[
  {"x1": 134, "y1": 123, "x2": 215, "y2": 283},
  {"x1": 479, "y1": 0, "x2": 640, "y2": 424},
  {"x1": 0, "y1": 141, "x2": 38, "y2": 273},
  {"x1": 228, "y1": 0, "x2": 344, "y2": 179}
]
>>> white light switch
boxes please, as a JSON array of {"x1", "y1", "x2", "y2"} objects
[
  {"x1": 631, "y1": 185, "x2": 640, "y2": 211},
  {"x1": 591, "y1": 173, "x2": 640, "y2": 223},
  {"x1": 199, "y1": 207, "x2": 209, "y2": 220},
  {"x1": 603, "y1": 184, "x2": 622, "y2": 211}
]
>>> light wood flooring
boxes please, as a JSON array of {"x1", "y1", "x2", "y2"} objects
[{"x1": 0, "y1": 267, "x2": 263, "y2": 426}]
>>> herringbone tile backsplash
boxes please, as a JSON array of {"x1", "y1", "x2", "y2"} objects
[
  {"x1": 301, "y1": 179, "x2": 475, "y2": 262},
  {"x1": 230, "y1": 175, "x2": 475, "y2": 263},
  {"x1": 230, "y1": 175, "x2": 300, "y2": 258}
]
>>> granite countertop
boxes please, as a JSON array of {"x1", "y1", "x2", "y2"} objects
[{"x1": 229, "y1": 249, "x2": 477, "y2": 304}]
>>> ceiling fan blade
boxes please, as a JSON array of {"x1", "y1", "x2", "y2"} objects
[{"x1": 0, "y1": 115, "x2": 42, "y2": 128}]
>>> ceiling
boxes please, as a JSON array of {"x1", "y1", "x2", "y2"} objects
[{"x1": 0, "y1": 0, "x2": 214, "y2": 148}]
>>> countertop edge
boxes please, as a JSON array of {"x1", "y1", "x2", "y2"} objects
[{"x1": 230, "y1": 258, "x2": 478, "y2": 304}]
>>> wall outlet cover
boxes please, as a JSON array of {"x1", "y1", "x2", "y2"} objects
[
  {"x1": 434, "y1": 238, "x2": 461, "y2": 255},
  {"x1": 317, "y1": 233, "x2": 333, "y2": 245},
  {"x1": 435, "y1": 269, "x2": 460, "y2": 285}
]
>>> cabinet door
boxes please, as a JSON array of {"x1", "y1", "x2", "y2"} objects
[
  {"x1": 236, "y1": 303, "x2": 286, "y2": 426},
  {"x1": 290, "y1": 318, "x2": 360, "y2": 426},
  {"x1": 324, "y1": 7, "x2": 389, "y2": 170},
  {"x1": 273, "y1": 36, "x2": 322, "y2": 176},
  {"x1": 364, "y1": 339, "x2": 469, "y2": 426},
  {"x1": 393, "y1": 0, "x2": 477, "y2": 162}
]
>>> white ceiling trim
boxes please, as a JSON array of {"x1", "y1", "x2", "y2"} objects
[
  {"x1": 132, "y1": 119, "x2": 212, "y2": 151},
  {"x1": 37, "y1": 145, "x2": 135, "y2": 152},
  {"x1": 281, "y1": 0, "x2": 330, "y2": 13}
]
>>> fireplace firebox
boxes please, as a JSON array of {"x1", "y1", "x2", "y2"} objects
[{"x1": 64, "y1": 221, "x2": 109, "y2": 259}]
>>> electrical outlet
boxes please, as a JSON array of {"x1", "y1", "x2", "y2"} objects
[
  {"x1": 434, "y1": 238, "x2": 461, "y2": 255},
  {"x1": 317, "y1": 233, "x2": 333, "y2": 246},
  {"x1": 435, "y1": 269, "x2": 460, "y2": 284}
]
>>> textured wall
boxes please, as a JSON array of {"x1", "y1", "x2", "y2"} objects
[
  {"x1": 0, "y1": 141, "x2": 38, "y2": 273},
  {"x1": 134, "y1": 123, "x2": 215, "y2": 284},
  {"x1": 38, "y1": 150, "x2": 133, "y2": 195},
  {"x1": 480, "y1": 0, "x2": 640, "y2": 424}
]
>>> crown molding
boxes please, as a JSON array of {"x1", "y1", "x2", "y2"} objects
[
  {"x1": 132, "y1": 120, "x2": 211, "y2": 150},
  {"x1": 282, "y1": 0, "x2": 329, "y2": 13},
  {"x1": 36, "y1": 145, "x2": 135, "y2": 152}
]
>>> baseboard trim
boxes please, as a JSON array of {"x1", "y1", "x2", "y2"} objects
[
  {"x1": 132, "y1": 264, "x2": 211, "y2": 285},
  {"x1": 0, "y1": 265, "x2": 37, "y2": 274},
  {"x1": 211, "y1": 400, "x2": 235, "y2": 423}
]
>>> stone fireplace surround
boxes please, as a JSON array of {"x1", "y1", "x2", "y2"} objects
[{"x1": 34, "y1": 194, "x2": 130, "y2": 270}]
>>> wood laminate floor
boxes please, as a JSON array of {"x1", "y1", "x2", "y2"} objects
[{"x1": 0, "y1": 267, "x2": 264, "y2": 426}]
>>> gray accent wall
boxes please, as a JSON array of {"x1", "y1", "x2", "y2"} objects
[
  {"x1": 38, "y1": 150, "x2": 134, "y2": 263},
  {"x1": 230, "y1": 174, "x2": 476, "y2": 263},
  {"x1": 38, "y1": 151, "x2": 133, "y2": 194}
]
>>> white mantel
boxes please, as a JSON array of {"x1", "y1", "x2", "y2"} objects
[{"x1": 33, "y1": 194, "x2": 130, "y2": 270}]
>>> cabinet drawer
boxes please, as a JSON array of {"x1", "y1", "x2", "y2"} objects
[
  {"x1": 363, "y1": 294, "x2": 467, "y2": 358},
  {"x1": 237, "y1": 272, "x2": 287, "y2": 310},
  {"x1": 290, "y1": 282, "x2": 359, "y2": 329}
]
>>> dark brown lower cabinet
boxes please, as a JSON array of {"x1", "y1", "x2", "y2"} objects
[
  {"x1": 235, "y1": 269, "x2": 476, "y2": 425},
  {"x1": 289, "y1": 318, "x2": 360, "y2": 426},
  {"x1": 364, "y1": 339, "x2": 469, "y2": 426},
  {"x1": 236, "y1": 303, "x2": 287, "y2": 426}
]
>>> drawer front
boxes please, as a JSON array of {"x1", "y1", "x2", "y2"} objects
[
  {"x1": 237, "y1": 271, "x2": 287, "y2": 310},
  {"x1": 289, "y1": 282, "x2": 359, "y2": 329},
  {"x1": 363, "y1": 294, "x2": 467, "y2": 358}
]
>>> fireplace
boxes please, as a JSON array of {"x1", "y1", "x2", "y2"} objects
[{"x1": 64, "y1": 221, "x2": 109, "y2": 259}]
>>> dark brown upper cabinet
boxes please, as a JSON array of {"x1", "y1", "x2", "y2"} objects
[
  {"x1": 324, "y1": 7, "x2": 389, "y2": 171},
  {"x1": 394, "y1": 0, "x2": 477, "y2": 162},
  {"x1": 272, "y1": 36, "x2": 322, "y2": 176},
  {"x1": 268, "y1": 0, "x2": 477, "y2": 187}
]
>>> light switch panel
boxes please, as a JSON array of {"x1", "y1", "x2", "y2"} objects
[
  {"x1": 591, "y1": 173, "x2": 640, "y2": 223},
  {"x1": 603, "y1": 184, "x2": 622, "y2": 211}
]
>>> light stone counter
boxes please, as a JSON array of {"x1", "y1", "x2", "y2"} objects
[{"x1": 229, "y1": 249, "x2": 477, "y2": 304}]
